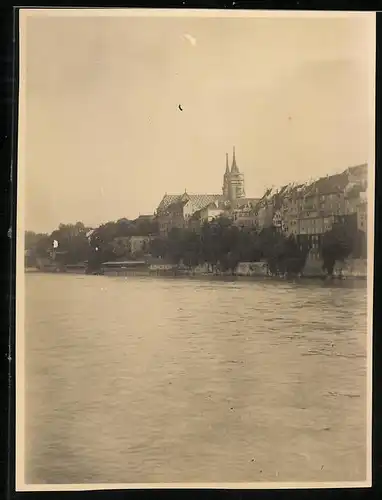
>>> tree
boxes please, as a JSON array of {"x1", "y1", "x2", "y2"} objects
[
  {"x1": 110, "y1": 238, "x2": 131, "y2": 260},
  {"x1": 200, "y1": 221, "x2": 220, "y2": 272},
  {"x1": 86, "y1": 225, "x2": 116, "y2": 271},
  {"x1": 114, "y1": 219, "x2": 133, "y2": 238},
  {"x1": 283, "y1": 235, "x2": 310, "y2": 276},
  {"x1": 256, "y1": 228, "x2": 310, "y2": 277},
  {"x1": 236, "y1": 227, "x2": 262, "y2": 263},
  {"x1": 351, "y1": 228, "x2": 367, "y2": 259},
  {"x1": 181, "y1": 230, "x2": 202, "y2": 270},
  {"x1": 321, "y1": 222, "x2": 353, "y2": 276},
  {"x1": 25, "y1": 231, "x2": 52, "y2": 260},
  {"x1": 25, "y1": 230, "x2": 49, "y2": 250},
  {"x1": 166, "y1": 228, "x2": 187, "y2": 265},
  {"x1": 133, "y1": 218, "x2": 159, "y2": 237},
  {"x1": 148, "y1": 236, "x2": 168, "y2": 259},
  {"x1": 50, "y1": 222, "x2": 90, "y2": 265},
  {"x1": 257, "y1": 227, "x2": 285, "y2": 275},
  {"x1": 218, "y1": 224, "x2": 242, "y2": 274},
  {"x1": 200, "y1": 216, "x2": 239, "y2": 273}
]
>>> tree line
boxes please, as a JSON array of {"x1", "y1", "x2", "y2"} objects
[
  {"x1": 24, "y1": 214, "x2": 366, "y2": 277},
  {"x1": 149, "y1": 217, "x2": 311, "y2": 276}
]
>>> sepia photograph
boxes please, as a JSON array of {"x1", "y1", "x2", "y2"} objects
[{"x1": 16, "y1": 8, "x2": 375, "y2": 490}]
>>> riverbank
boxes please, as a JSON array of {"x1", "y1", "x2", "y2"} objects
[
  {"x1": 25, "y1": 268, "x2": 367, "y2": 288},
  {"x1": 27, "y1": 257, "x2": 368, "y2": 281}
]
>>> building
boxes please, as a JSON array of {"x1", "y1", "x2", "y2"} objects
[
  {"x1": 255, "y1": 186, "x2": 282, "y2": 230},
  {"x1": 357, "y1": 200, "x2": 367, "y2": 233},
  {"x1": 199, "y1": 200, "x2": 226, "y2": 223},
  {"x1": 157, "y1": 193, "x2": 225, "y2": 236},
  {"x1": 346, "y1": 163, "x2": 368, "y2": 188},
  {"x1": 252, "y1": 163, "x2": 368, "y2": 261},
  {"x1": 156, "y1": 147, "x2": 258, "y2": 236},
  {"x1": 222, "y1": 147, "x2": 245, "y2": 202},
  {"x1": 156, "y1": 147, "x2": 368, "y2": 262},
  {"x1": 232, "y1": 204, "x2": 258, "y2": 229}
]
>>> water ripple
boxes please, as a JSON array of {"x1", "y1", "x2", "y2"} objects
[{"x1": 24, "y1": 274, "x2": 368, "y2": 485}]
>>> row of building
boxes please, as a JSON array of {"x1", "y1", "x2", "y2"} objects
[
  {"x1": 79, "y1": 148, "x2": 367, "y2": 262},
  {"x1": 154, "y1": 148, "x2": 368, "y2": 260}
]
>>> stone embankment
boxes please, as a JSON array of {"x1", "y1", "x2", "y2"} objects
[{"x1": 30, "y1": 257, "x2": 367, "y2": 280}]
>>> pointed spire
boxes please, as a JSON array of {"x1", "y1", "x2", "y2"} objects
[
  {"x1": 225, "y1": 153, "x2": 229, "y2": 174},
  {"x1": 231, "y1": 146, "x2": 239, "y2": 173}
]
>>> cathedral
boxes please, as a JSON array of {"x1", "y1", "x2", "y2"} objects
[
  {"x1": 222, "y1": 147, "x2": 246, "y2": 202},
  {"x1": 156, "y1": 147, "x2": 259, "y2": 235}
]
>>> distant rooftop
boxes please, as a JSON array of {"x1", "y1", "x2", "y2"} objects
[
  {"x1": 157, "y1": 193, "x2": 224, "y2": 214},
  {"x1": 256, "y1": 163, "x2": 368, "y2": 205},
  {"x1": 135, "y1": 214, "x2": 154, "y2": 221}
]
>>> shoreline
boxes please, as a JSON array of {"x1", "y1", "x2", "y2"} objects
[{"x1": 25, "y1": 268, "x2": 367, "y2": 286}]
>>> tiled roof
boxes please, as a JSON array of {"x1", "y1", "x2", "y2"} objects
[
  {"x1": 187, "y1": 195, "x2": 225, "y2": 212},
  {"x1": 157, "y1": 195, "x2": 182, "y2": 212},
  {"x1": 258, "y1": 167, "x2": 356, "y2": 206},
  {"x1": 157, "y1": 193, "x2": 224, "y2": 214},
  {"x1": 305, "y1": 172, "x2": 349, "y2": 196}
]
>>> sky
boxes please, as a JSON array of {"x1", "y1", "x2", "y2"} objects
[{"x1": 20, "y1": 10, "x2": 375, "y2": 233}]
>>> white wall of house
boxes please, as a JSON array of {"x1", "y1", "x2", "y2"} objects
[{"x1": 237, "y1": 261, "x2": 268, "y2": 276}]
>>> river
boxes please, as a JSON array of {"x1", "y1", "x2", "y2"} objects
[{"x1": 23, "y1": 273, "x2": 368, "y2": 485}]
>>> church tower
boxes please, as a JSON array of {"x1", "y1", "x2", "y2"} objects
[
  {"x1": 222, "y1": 153, "x2": 230, "y2": 198},
  {"x1": 222, "y1": 147, "x2": 245, "y2": 202}
]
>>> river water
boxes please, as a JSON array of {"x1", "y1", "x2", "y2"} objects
[{"x1": 23, "y1": 273, "x2": 368, "y2": 485}]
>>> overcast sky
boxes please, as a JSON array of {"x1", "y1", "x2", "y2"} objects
[{"x1": 20, "y1": 10, "x2": 375, "y2": 233}]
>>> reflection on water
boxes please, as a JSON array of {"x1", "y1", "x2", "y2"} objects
[{"x1": 24, "y1": 274, "x2": 368, "y2": 484}]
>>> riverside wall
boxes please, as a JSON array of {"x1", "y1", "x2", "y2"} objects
[
  {"x1": 303, "y1": 257, "x2": 367, "y2": 278},
  {"x1": 32, "y1": 257, "x2": 367, "y2": 279}
]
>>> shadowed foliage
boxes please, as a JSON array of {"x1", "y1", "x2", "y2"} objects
[
  {"x1": 25, "y1": 211, "x2": 364, "y2": 277},
  {"x1": 321, "y1": 221, "x2": 355, "y2": 276}
]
